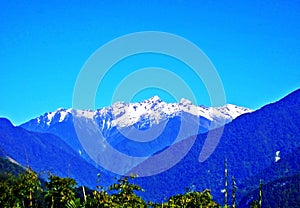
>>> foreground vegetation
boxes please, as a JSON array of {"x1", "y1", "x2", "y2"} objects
[
  {"x1": 0, "y1": 168, "x2": 221, "y2": 208},
  {"x1": 2, "y1": 153, "x2": 298, "y2": 208},
  {"x1": 2, "y1": 157, "x2": 297, "y2": 207}
]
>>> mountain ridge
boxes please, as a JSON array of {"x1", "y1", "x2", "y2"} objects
[
  {"x1": 129, "y1": 89, "x2": 300, "y2": 203},
  {"x1": 23, "y1": 96, "x2": 252, "y2": 131},
  {"x1": 1, "y1": 89, "x2": 299, "y2": 204},
  {"x1": 0, "y1": 118, "x2": 114, "y2": 187},
  {"x1": 20, "y1": 97, "x2": 252, "y2": 174}
]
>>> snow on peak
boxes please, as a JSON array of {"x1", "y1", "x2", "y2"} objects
[
  {"x1": 38, "y1": 108, "x2": 73, "y2": 126},
  {"x1": 73, "y1": 109, "x2": 95, "y2": 119},
  {"x1": 215, "y1": 104, "x2": 253, "y2": 120},
  {"x1": 58, "y1": 108, "x2": 72, "y2": 122},
  {"x1": 33, "y1": 96, "x2": 252, "y2": 130},
  {"x1": 179, "y1": 98, "x2": 192, "y2": 106},
  {"x1": 147, "y1": 95, "x2": 162, "y2": 103},
  {"x1": 96, "y1": 98, "x2": 251, "y2": 129},
  {"x1": 46, "y1": 111, "x2": 56, "y2": 125}
]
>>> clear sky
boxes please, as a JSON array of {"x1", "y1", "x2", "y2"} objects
[{"x1": 0, "y1": 0, "x2": 299, "y2": 125}]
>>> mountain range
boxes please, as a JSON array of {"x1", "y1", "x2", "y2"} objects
[
  {"x1": 0, "y1": 89, "x2": 299, "y2": 205},
  {"x1": 20, "y1": 97, "x2": 251, "y2": 174},
  {"x1": 130, "y1": 89, "x2": 300, "y2": 203}
]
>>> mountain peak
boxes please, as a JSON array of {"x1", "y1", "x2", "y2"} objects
[
  {"x1": 24, "y1": 96, "x2": 252, "y2": 132},
  {"x1": 179, "y1": 98, "x2": 192, "y2": 105},
  {"x1": 145, "y1": 95, "x2": 162, "y2": 103},
  {"x1": 0, "y1": 117, "x2": 14, "y2": 129}
]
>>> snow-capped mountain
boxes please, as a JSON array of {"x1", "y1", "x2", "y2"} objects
[
  {"x1": 2, "y1": 89, "x2": 299, "y2": 204},
  {"x1": 20, "y1": 97, "x2": 252, "y2": 175},
  {"x1": 26, "y1": 96, "x2": 252, "y2": 132}
]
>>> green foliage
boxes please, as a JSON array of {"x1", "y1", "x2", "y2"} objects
[
  {"x1": 15, "y1": 170, "x2": 41, "y2": 207},
  {"x1": 0, "y1": 169, "x2": 42, "y2": 208},
  {"x1": 66, "y1": 198, "x2": 84, "y2": 208},
  {"x1": 109, "y1": 174, "x2": 146, "y2": 207},
  {"x1": 250, "y1": 200, "x2": 259, "y2": 208},
  {"x1": 1, "y1": 167, "x2": 299, "y2": 208},
  {"x1": 85, "y1": 174, "x2": 147, "y2": 207},
  {"x1": 0, "y1": 172, "x2": 19, "y2": 207},
  {"x1": 44, "y1": 175, "x2": 77, "y2": 208},
  {"x1": 85, "y1": 190, "x2": 115, "y2": 207},
  {"x1": 155, "y1": 189, "x2": 219, "y2": 208}
]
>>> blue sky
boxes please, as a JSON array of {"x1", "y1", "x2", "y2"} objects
[{"x1": 0, "y1": 0, "x2": 299, "y2": 125}]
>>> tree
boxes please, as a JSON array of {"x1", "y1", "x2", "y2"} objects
[
  {"x1": 85, "y1": 190, "x2": 115, "y2": 208},
  {"x1": 0, "y1": 170, "x2": 42, "y2": 208},
  {"x1": 85, "y1": 174, "x2": 146, "y2": 207},
  {"x1": 250, "y1": 200, "x2": 259, "y2": 208},
  {"x1": 0, "y1": 172, "x2": 19, "y2": 207},
  {"x1": 159, "y1": 189, "x2": 219, "y2": 208},
  {"x1": 14, "y1": 170, "x2": 41, "y2": 207},
  {"x1": 109, "y1": 174, "x2": 147, "y2": 207},
  {"x1": 45, "y1": 175, "x2": 76, "y2": 208}
]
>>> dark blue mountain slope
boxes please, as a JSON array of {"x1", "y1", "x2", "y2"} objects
[
  {"x1": 238, "y1": 145, "x2": 300, "y2": 204},
  {"x1": 239, "y1": 173, "x2": 300, "y2": 207},
  {"x1": 0, "y1": 118, "x2": 112, "y2": 188},
  {"x1": 133, "y1": 89, "x2": 300, "y2": 203}
]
